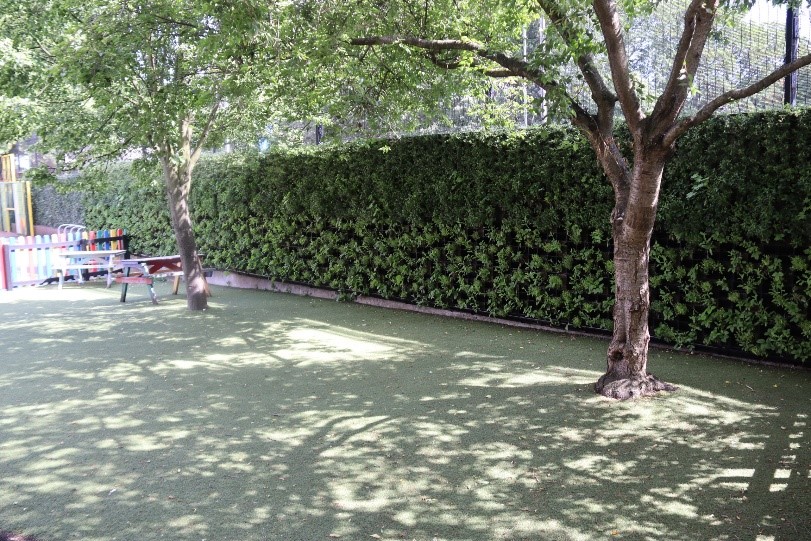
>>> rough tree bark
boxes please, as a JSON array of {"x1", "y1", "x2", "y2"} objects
[
  {"x1": 594, "y1": 151, "x2": 677, "y2": 399},
  {"x1": 585, "y1": 0, "x2": 713, "y2": 398},
  {"x1": 161, "y1": 160, "x2": 208, "y2": 311},
  {"x1": 156, "y1": 116, "x2": 209, "y2": 311}
]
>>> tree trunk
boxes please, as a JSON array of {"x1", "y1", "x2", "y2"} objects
[
  {"x1": 595, "y1": 154, "x2": 677, "y2": 399},
  {"x1": 161, "y1": 159, "x2": 208, "y2": 311}
]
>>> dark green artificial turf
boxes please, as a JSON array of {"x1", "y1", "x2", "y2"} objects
[{"x1": 0, "y1": 282, "x2": 808, "y2": 541}]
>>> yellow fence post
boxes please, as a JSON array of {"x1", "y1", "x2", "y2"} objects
[
  {"x1": 1, "y1": 154, "x2": 34, "y2": 235},
  {"x1": 0, "y1": 183, "x2": 10, "y2": 232},
  {"x1": 0, "y1": 154, "x2": 17, "y2": 182}
]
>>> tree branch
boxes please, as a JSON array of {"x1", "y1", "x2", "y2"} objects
[
  {"x1": 349, "y1": 34, "x2": 630, "y2": 188},
  {"x1": 425, "y1": 52, "x2": 517, "y2": 77},
  {"x1": 190, "y1": 98, "x2": 221, "y2": 168},
  {"x1": 350, "y1": 34, "x2": 606, "y2": 138},
  {"x1": 146, "y1": 13, "x2": 207, "y2": 33},
  {"x1": 63, "y1": 135, "x2": 134, "y2": 171},
  {"x1": 650, "y1": 0, "x2": 718, "y2": 129},
  {"x1": 32, "y1": 36, "x2": 55, "y2": 60},
  {"x1": 664, "y1": 53, "x2": 811, "y2": 147},
  {"x1": 351, "y1": 36, "x2": 478, "y2": 52},
  {"x1": 592, "y1": 0, "x2": 643, "y2": 132},
  {"x1": 536, "y1": 0, "x2": 617, "y2": 112},
  {"x1": 536, "y1": 0, "x2": 628, "y2": 184},
  {"x1": 350, "y1": 35, "x2": 560, "y2": 93}
]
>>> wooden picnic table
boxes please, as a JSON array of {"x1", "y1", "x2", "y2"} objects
[
  {"x1": 56, "y1": 249, "x2": 126, "y2": 289},
  {"x1": 117, "y1": 255, "x2": 210, "y2": 304}
]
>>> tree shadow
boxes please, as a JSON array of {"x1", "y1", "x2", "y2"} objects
[{"x1": 0, "y1": 284, "x2": 808, "y2": 541}]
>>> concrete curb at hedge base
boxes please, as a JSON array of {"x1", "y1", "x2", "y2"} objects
[{"x1": 207, "y1": 270, "x2": 607, "y2": 340}]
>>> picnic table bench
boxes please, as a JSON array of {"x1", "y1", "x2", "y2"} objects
[
  {"x1": 116, "y1": 255, "x2": 211, "y2": 304},
  {"x1": 56, "y1": 249, "x2": 127, "y2": 289}
]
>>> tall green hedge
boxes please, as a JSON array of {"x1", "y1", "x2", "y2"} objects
[
  {"x1": 83, "y1": 109, "x2": 811, "y2": 363},
  {"x1": 32, "y1": 183, "x2": 85, "y2": 227}
]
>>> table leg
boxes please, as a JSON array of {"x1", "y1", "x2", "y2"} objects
[
  {"x1": 120, "y1": 266, "x2": 130, "y2": 302},
  {"x1": 105, "y1": 257, "x2": 113, "y2": 288},
  {"x1": 148, "y1": 281, "x2": 159, "y2": 304}
]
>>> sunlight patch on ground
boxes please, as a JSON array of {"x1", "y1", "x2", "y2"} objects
[
  {"x1": 495, "y1": 517, "x2": 592, "y2": 541},
  {"x1": 29, "y1": 336, "x2": 74, "y2": 344},
  {"x1": 265, "y1": 318, "x2": 428, "y2": 366},
  {"x1": 120, "y1": 434, "x2": 171, "y2": 452},
  {"x1": 673, "y1": 386, "x2": 778, "y2": 412},
  {"x1": 95, "y1": 362, "x2": 147, "y2": 383},
  {"x1": 213, "y1": 335, "x2": 251, "y2": 347},
  {"x1": 564, "y1": 454, "x2": 638, "y2": 479},
  {"x1": 717, "y1": 468, "x2": 757, "y2": 478},
  {"x1": 167, "y1": 515, "x2": 208, "y2": 536},
  {"x1": 454, "y1": 350, "x2": 504, "y2": 359},
  {"x1": 330, "y1": 414, "x2": 389, "y2": 434},
  {"x1": 153, "y1": 359, "x2": 215, "y2": 371},
  {"x1": 330, "y1": 483, "x2": 395, "y2": 513},
  {"x1": 410, "y1": 419, "x2": 470, "y2": 443},
  {"x1": 419, "y1": 392, "x2": 471, "y2": 402},
  {"x1": 42, "y1": 367, "x2": 97, "y2": 380},
  {"x1": 655, "y1": 499, "x2": 700, "y2": 519},
  {"x1": 646, "y1": 467, "x2": 758, "y2": 512},
  {"x1": 458, "y1": 365, "x2": 600, "y2": 388},
  {"x1": 100, "y1": 414, "x2": 144, "y2": 430},
  {"x1": 275, "y1": 326, "x2": 409, "y2": 365}
]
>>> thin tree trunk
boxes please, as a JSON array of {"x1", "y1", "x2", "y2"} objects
[
  {"x1": 161, "y1": 159, "x2": 208, "y2": 311},
  {"x1": 595, "y1": 154, "x2": 676, "y2": 399}
]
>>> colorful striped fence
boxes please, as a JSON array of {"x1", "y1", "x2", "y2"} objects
[{"x1": 0, "y1": 229, "x2": 128, "y2": 290}]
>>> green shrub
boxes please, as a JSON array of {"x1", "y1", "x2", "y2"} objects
[{"x1": 80, "y1": 109, "x2": 811, "y2": 363}]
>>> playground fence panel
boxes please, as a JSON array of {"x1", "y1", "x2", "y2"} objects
[{"x1": 0, "y1": 229, "x2": 128, "y2": 290}]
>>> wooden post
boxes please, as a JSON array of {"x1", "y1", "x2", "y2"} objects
[
  {"x1": 24, "y1": 181, "x2": 33, "y2": 236},
  {"x1": 0, "y1": 183, "x2": 10, "y2": 232},
  {"x1": 1, "y1": 243, "x2": 12, "y2": 290}
]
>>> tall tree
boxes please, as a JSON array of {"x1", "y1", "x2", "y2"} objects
[
  {"x1": 333, "y1": 0, "x2": 811, "y2": 398},
  {"x1": 1, "y1": 0, "x2": 293, "y2": 310}
]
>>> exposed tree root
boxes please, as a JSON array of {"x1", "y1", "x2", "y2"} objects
[{"x1": 594, "y1": 372, "x2": 678, "y2": 400}]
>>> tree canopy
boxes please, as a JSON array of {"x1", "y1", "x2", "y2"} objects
[
  {"x1": 306, "y1": 0, "x2": 811, "y2": 132},
  {"x1": 0, "y1": 0, "x2": 327, "y2": 309},
  {"x1": 3, "y1": 0, "x2": 291, "y2": 159}
]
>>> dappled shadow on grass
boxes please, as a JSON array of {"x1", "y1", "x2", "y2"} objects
[{"x1": 0, "y1": 284, "x2": 809, "y2": 541}]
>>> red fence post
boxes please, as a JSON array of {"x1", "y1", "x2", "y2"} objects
[{"x1": 1, "y1": 243, "x2": 10, "y2": 291}]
